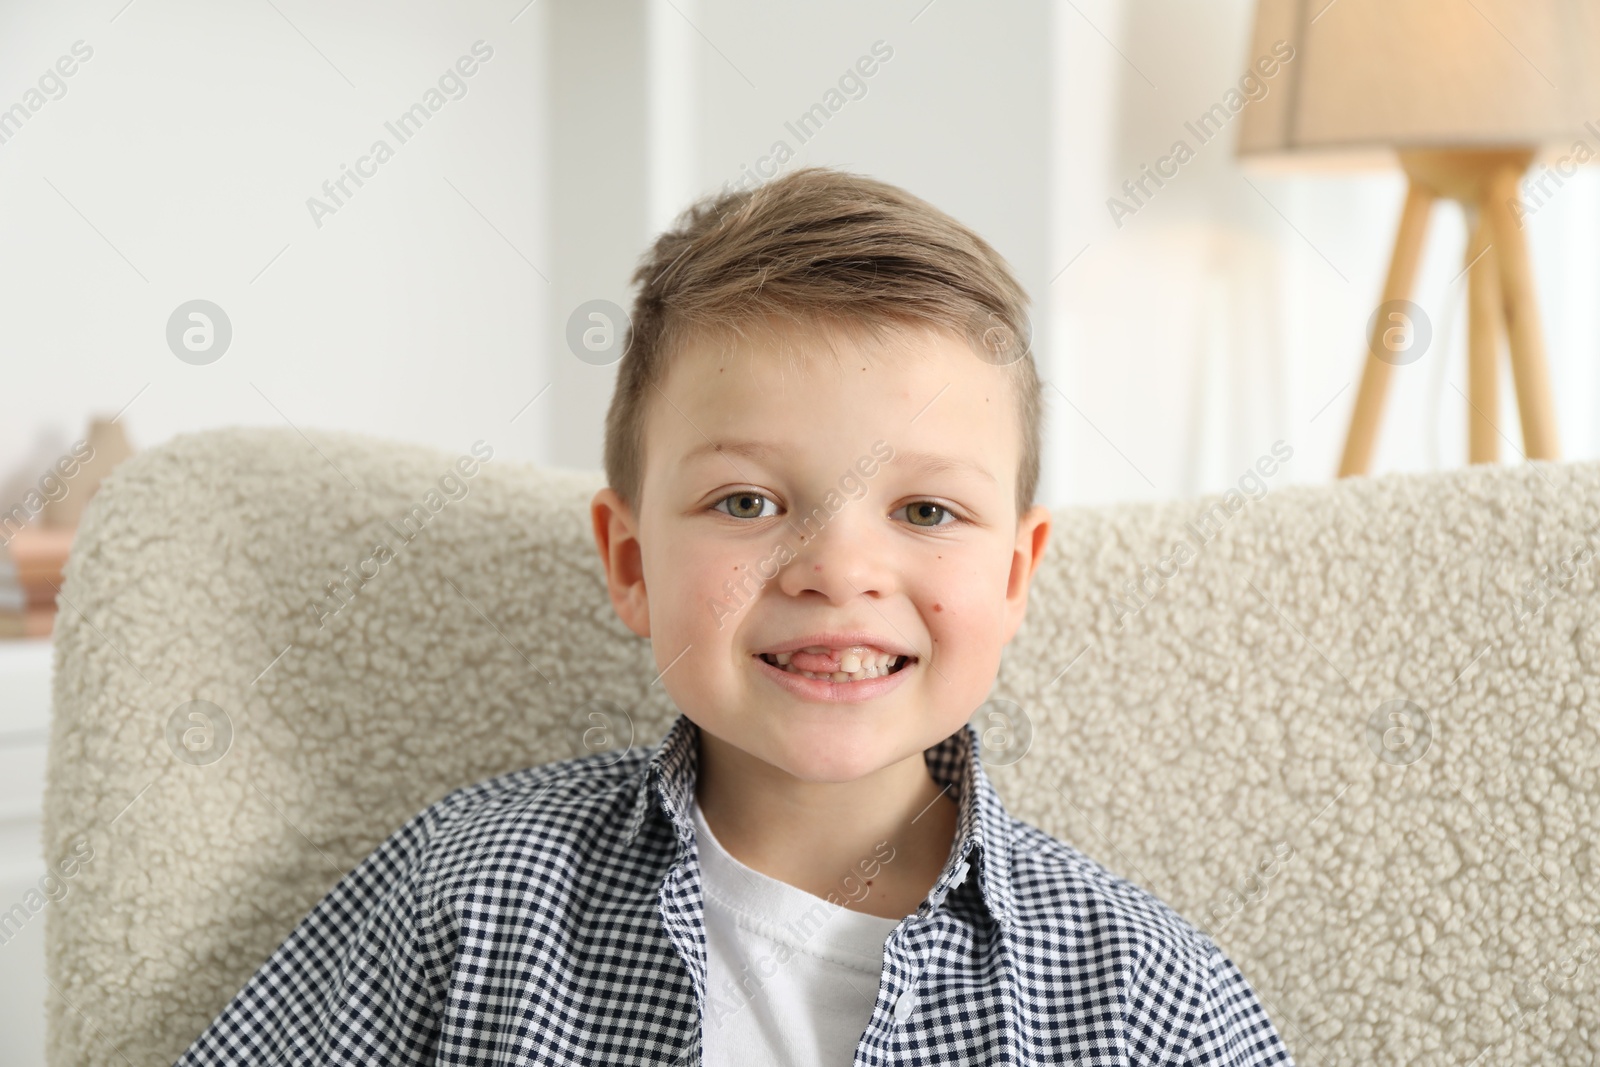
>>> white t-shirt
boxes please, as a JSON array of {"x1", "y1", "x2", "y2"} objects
[{"x1": 690, "y1": 794, "x2": 905, "y2": 1066}]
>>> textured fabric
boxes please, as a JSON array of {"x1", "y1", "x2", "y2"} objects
[
  {"x1": 170, "y1": 710, "x2": 1292, "y2": 1066},
  {"x1": 689, "y1": 792, "x2": 901, "y2": 1066},
  {"x1": 42, "y1": 428, "x2": 1600, "y2": 1067}
]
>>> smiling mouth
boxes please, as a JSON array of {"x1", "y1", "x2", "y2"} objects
[{"x1": 757, "y1": 651, "x2": 915, "y2": 683}]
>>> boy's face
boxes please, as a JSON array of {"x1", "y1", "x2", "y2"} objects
[{"x1": 591, "y1": 319, "x2": 1051, "y2": 784}]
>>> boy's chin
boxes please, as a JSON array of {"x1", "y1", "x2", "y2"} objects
[{"x1": 729, "y1": 718, "x2": 921, "y2": 782}]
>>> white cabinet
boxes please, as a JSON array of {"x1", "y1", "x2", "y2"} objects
[{"x1": 0, "y1": 638, "x2": 53, "y2": 1067}]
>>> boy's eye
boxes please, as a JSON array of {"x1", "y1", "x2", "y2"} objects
[
  {"x1": 901, "y1": 501, "x2": 955, "y2": 528},
  {"x1": 715, "y1": 492, "x2": 778, "y2": 520}
]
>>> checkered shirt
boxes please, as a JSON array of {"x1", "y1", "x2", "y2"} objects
[{"x1": 172, "y1": 712, "x2": 1296, "y2": 1065}]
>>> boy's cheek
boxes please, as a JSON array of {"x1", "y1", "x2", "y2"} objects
[
  {"x1": 913, "y1": 568, "x2": 1005, "y2": 623},
  {"x1": 654, "y1": 555, "x2": 758, "y2": 633},
  {"x1": 919, "y1": 594, "x2": 1011, "y2": 682}
]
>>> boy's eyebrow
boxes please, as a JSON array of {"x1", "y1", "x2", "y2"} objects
[{"x1": 684, "y1": 439, "x2": 997, "y2": 485}]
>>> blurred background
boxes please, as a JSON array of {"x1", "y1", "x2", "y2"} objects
[{"x1": 2, "y1": 0, "x2": 1598, "y2": 1060}]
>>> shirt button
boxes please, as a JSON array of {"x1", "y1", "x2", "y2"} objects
[
  {"x1": 952, "y1": 859, "x2": 970, "y2": 884},
  {"x1": 893, "y1": 987, "x2": 916, "y2": 1023}
]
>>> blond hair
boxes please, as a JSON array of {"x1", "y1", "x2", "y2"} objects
[{"x1": 603, "y1": 166, "x2": 1042, "y2": 518}]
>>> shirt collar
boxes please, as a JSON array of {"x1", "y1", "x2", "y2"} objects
[{"x1": 624, "y1": 712, "x2": 1016, "y2": 930}]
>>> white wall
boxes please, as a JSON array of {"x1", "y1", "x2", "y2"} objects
[{"x1": 0, "y1": 0, "x2": 550, "y2": 507}]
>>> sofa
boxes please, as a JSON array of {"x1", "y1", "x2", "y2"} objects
[{"x1": 41, "y1": 426, "x2": 1600, "y2": 1064}]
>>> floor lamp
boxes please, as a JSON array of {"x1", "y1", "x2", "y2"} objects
[{"x1": 1235, "y1": 0, "x2": 1600, "y2": 477}]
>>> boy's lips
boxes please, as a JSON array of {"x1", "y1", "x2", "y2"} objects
[{"x1": 752, "y1": 649, "x2": 916, "y2": 703}]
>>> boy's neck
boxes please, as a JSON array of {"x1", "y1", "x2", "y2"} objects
[{"x1": 692, "y1": 728, "x2": 961, "y2": 921}]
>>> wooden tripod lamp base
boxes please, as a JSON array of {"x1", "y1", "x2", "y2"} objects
[{"x1": 1337, "y1": 148, "x2": 1561, "y2": 478}]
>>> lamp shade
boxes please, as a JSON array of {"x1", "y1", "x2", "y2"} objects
[{"x1": 1237, "y1": 0, "x2": 1600, "y2": 167}]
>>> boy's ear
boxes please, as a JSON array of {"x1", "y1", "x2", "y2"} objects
[
  {"x1": 1002, "y1": 504, "x2": 1051, "y2": 645},
  {"x1": 590, "y1": 487, "x2": 651, "y2": 640}
]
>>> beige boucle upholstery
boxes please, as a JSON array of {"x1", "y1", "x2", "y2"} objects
[{"x1": 41, "y1": 426, "x2": 1600, "y2": 1065}]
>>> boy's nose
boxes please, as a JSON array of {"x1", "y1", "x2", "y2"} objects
[{"x1": 775, "y1": 521, "x2": 899, "y2": 602}]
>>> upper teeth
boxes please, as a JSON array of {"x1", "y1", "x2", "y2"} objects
[{"x1": 768, "y1": 646, "x2": 904, "y2": 680}]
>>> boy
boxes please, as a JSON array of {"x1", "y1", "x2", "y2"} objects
[{"x1": 174, "y1": 167, "x2": 1295, "y2": 1065}]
